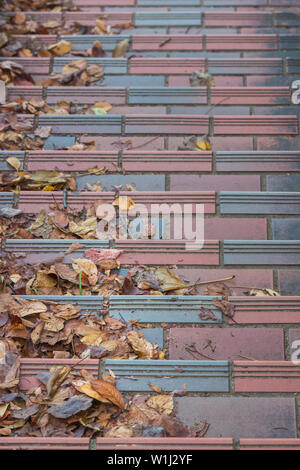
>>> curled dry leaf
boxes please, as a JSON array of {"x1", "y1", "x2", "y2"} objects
[
  {"x1": 113, "y1": 39, "x2": 129, "y2": 58},
  {"x1": 249, "y1": 288, "x2": 281, "y2": 297},
  {"x1": 48, "y1": 40, "x2": 73, "y2": 57},
  {"x1": 90, "y1": 378, "x2": 125, "y2": 410},
  {"x1": 146, "y1": 395, "x2": 174, "y2": 416},
  {"x1": 127, "y1": 331, "x2": 155, "y2": 359},
  {"x1": 6, "y1": 156, "x2": 21, "y2": 170},
  {"x1": 46, "y1": 366, "x2": 71, "y2": 399},
  {"x1": 72, "y1": 258, "x2": 98, "y2": 286}
]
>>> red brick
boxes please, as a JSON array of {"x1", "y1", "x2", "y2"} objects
[
  {"x1": 170, "y1": 175, "x2": 261, "y2": 191},
  {"x1": 125, "y1": 115, "x2": 209, "y2": 134},
  {"x1": 211, "y1": 87, "x2": 290, "y2": 105},
  {"x1": 168, "y1": 75, "x2": 244, "y2": 87},
  {"x1": 0, "y1": 438, "x2": 90, "y2": 450},
  {"x1": 122, "y1": 151, "x2": 212, "y2": 172},
  {"x1": 95, "y1": 438, "x2": 234, "y2": 451},
  {"x1": 205, "y1": 12, "x2": 272, "y2": 27},
  {"x1": 175, "y1": 397, "x2": 296, "y2": 439},
  {"x1": 214, "y1": 116, "x2": 298, "y2": 135},
  {"x1": 240, "y1": 439, "x2": 300, "y2": 451},
  {"x1": 65, "y1": 11, "x2": 133, "y2": 26},
  {"x1": 169, "y1": 328, "x2": 284, "y2": 361},
  {"x1": 258, "y1": 136, "x2": 300, "y2": 151},
  {"x1": 46, "y1": 87, "x2": 126, "y2": 105},
  {"x1": 206, "y1": 34, "x2": 277, "y2": 50},
  {"x1": 18, "y1": 192, "x2": 64, "y2": 213},
  {"x1": 7, "y1": 86, "x2": 43, "y2": 101},
  {"x1": 0, "y1": 57, "x2": 50, "y2": 75},
  {"x1": 230, "y1": 297, "x2": 300, "y2": 324},
  {"x1": 115, "y1": 240, "x2": 220, "y2": 266},
  {"x1": 20, "y1": 359, "x2": 98, "y2": 391},
  {"x1": 204, "y1": 218, "x2": 267, "y2": 240},
  {"x1": 132, "y1": 35, "x2": 203, "y2": 51},
  {"x1": 175, "y1": 269, "x2": 274, "y2": 296},
  {"x1": 108, "y1": 106, "x2": 167, "y2": 114},
  {"x1": 130, "y1": 58, "x2": 205, "y2": 74},
  {"x1": 168, "y1": 136, "x2": 253, "y2": 151},
  {"x1": 80, "y1": 135, "x2": 165, "y2": 151},
  {"x1": 234, "y1": 362, "x2": 300, "y2": 393},
  {"x1": 27, "y1": 151, "x2": 119, "y2": 172},
  {"x1": 73, "y1": 0, "x2": 134, "y2": 5},
  {"x1": 278, "y1": 270, "x2": 300, "y2": 296}
]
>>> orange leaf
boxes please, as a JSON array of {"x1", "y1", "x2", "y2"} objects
[{"x1": 90, "y1": 379, "x2": 125, "y2": 410}]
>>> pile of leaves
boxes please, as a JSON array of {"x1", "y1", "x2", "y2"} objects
[
  {"x1": 42, "y1": 59, "x2": 105, "y2": 87},
  {"x1": 0, "y1": 345, "x2": 208, "y2": 438},
  {"x1": 0, "y1": 245, "x2": 198, "y2": 297},
  {"x1": 0, "y1": 293, "x2": 163, "y2": 360}
]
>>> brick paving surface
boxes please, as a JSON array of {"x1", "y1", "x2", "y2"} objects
[{"x1": 0, "y1": 0, "x2": 300, "y2": 451}]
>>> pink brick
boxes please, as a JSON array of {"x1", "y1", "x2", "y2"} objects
[
  {"x1": 211, "y1": 87, "x2": 290, "y2": 105},
  {"x1": 240, "y1": 439, "x2": 300, "y2": 451},
  {"x1": 230, "y1": 297, "x2": 300, "y2": 324},
  {"x1": 206, "y1": 34, "x2": 277, "y2": 51},
  {"x1": 175, "y1": 269, "x2": 274, "y2": 296},
  {"x1": 108, "y1": 106, "x2": 167, "y2": 114},
  {"x1": 95, "y1": 438, "x2": 234, "y2": 451},
  {"x1": 130, "y1": 58, "x2": 205, "y2": 75},
  {"x1": 125, "y1": 115, "x2": 209, "y2": 135},
  {"x1": 168, "y1": 136, "x2": 253, "y2": 151},
  {"x1": 169, "y1": 75, "x2": 244, "y2": 87},
  {"x1": 65, "y1": 12, "x2": 133, "y2": 26},
  {"x1": 80, "y1": 135, "x2": 165, "y2": 151},
  {"x1": 0, "y1": 57, "x2": 50, "y2": 75},
  {"x1": 0, "y1": 438, "x2": 90, "y2": 450},
  {"x1": 258, "y1": 137, "x2": 300, "y2": 151},
  {"x1": 73, "y1": 0, "x2": 134, "y2": 5},
  {"x1": 46, "y1": 87, "x2": 126, "y2": 105},
  {"x1": 27, "y1": 151, "x2": 119, "y2": 172},
  {"x1": 18, "y1": 192, "x2": 64, "y2": 213},
  {"x1": 214, "y1": 116, "x2": 298, "y2": 135},
  {"x1": 169, "y1": 328, "x2": 284, "y2": 361},
  {"x1": 205, "y1": 12, "x2": 272, "y2": 27},
  {"x1": 247, "y1": 76, "x2": 290, "y2": 86},
  {"x1": 122, "y1": 151, "x2": 212, "y2": 172},
  {"x1": 204, "y1": 218, "x2": 267, "y2": 240},
  {"x1": 132, "y1": 35, "x2": 203, "y2": 51},
  {"x1": 234, "y1": 362, "x2": 300, "y2": 393},
  {"x1": 20, "y1": 359, "x2": 98, "y2": 391},
  {"x1": 170, "y1": 175, "x2": 261, "y2": 191},
  {"x1": 115, "y1": 240, "x2": 220, "y2": 266}
]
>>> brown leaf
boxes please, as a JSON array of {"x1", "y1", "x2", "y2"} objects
[
  {"x1": 146, "y1": 395, "x2": 174, "y2": 415},
  {"x1": 72, "y1": 258, "x2": 98, "y2": 286},
  {"x1": 6, "y1": 156, "x2": 21, "y2": 171},
  {"x1": 48, "y1": 40, "x2": 73, "y2": 57},
  {"x1": 90, "y1": 378, "x2": 125, "y2": 410},
  {"x1": 46, "y1": 366, "x2": 71, "y2": 398},
  {"x1": 127, "y1": 331, "x2": 154, "y2": 359},
  {"x1": 249, "y1": 288, "x2": 281, "y2": 297},
  {"x1": 113, "y1": 39, "x2": 129, "y2": 58},
  {"x1": 13, "y1": 13, "x2": 26, "y2": 25}
]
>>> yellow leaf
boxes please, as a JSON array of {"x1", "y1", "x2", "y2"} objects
[
  {"x1": 146, "y1": 395, "x2": 174, "y2": 415},
  {"x1": 113, "y1": 196, "x2": 135, "y2": 211},
  {"x1": 72, "y1": 379, "x2": 111, "y2": 403},
  {"x1": 250, "y1": 288, "x2": 281, "y2": 297},
  {"x1": 81, "y1": 332, "x2": 102, "y2": 346},
  {"x1": 72, "y1": 258, "x2": 98, "y2": 286},
  {"x1": 6, "y1": 156, "x2": 21, "y2": 170},
  {"x1": 42, "y1": 185, "x2": 56, "y2": 191},
  {"x1": 48, "y1": 40, "x2": 73, "y2": 57}
]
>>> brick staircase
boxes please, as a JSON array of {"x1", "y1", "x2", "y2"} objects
[{"x1": 0, "y1": 0, "x2": 300, "y2": 450}]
